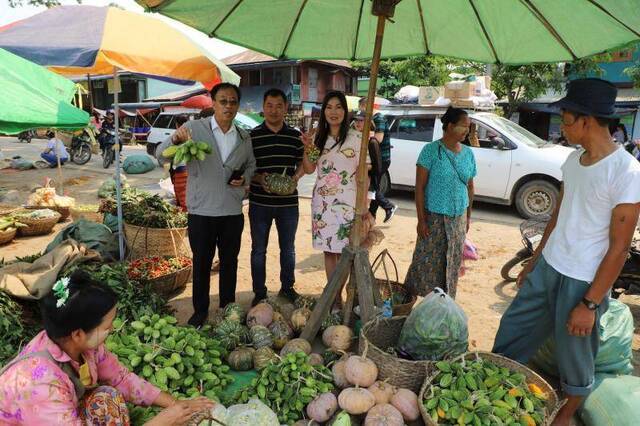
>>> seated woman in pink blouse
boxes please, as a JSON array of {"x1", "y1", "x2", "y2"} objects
[{"x1": 0, "y1": 269, "x2": 213, "y2": 425}]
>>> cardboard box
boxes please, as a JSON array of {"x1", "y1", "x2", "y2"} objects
[
  {"x1": 452, "y1": 98, "x2": 476, "y2": 108},
  {"x1": 444, "y1": 81, "x2": 475, "y2": 100},
  {"x1": 418, "y1": 86, "x2": 444, "y2": 105}
]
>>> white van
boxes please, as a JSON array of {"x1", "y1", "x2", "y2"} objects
[
  {"x1": 380, "y1": 105, "x2": 574, "y2": 218},
  {"x1": 146, "y1": 110, "x2": 261, "y2": 156}
]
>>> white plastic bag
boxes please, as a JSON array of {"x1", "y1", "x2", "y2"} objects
[{"x1": 159, "y1": 177, "x2": 175, "y2": 198}]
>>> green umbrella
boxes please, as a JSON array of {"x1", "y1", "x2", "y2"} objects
[
  {"x1": 138, "y1": 0, "x2": 640, "y2": 63},
  {"x1": 0, "y1": 48, "x2": 89, "y2": 134},
  {"x1": 138, "y1": 0, "x2": 640, "y2": 328}
]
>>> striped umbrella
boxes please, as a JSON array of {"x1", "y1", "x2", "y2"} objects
[{"x1": 0, "y1": 5, "x2": 241, "y2": 260}]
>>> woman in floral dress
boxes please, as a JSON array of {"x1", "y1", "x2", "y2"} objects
[
  {"x1": 301, "y1": 91, "x2": 370, "y2": 301},
  {"x1": 0, "y1": 269, "x2": 213, "y2": 425}
]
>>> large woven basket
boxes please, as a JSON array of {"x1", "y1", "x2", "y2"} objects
[
  {"x1": 16, "y1": 211, "x2": 61, "y2": 236},
  {"x1": 359, "y1": 316, "x2": 434, "y2": 393},
  {"x1": 24, "y1": 205, "x2": 70, "y2": 222},
  {"x1": 372, "y1": 249, "x2": 417, "y2": 316},
  {"x1": 143, "y1": 266, "x2": 192, "y2": 298},
  {"x1": 419, "y1": 351, "x2": 560, "y2": 426},
  {"x1": 124, "y1": 222, "x2": 188, "y2": 259},
  {"x1": 70, "y1": 207, "x2": 103, "y2": 223},
  {"x1": 0, "y1": 227, "x2": 17, "y2": 245}
]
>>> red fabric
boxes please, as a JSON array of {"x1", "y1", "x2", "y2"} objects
[
  {"x1": 171, "y1": 169, "x2": 188, "y2": 212},
  {"x1": 180, "y1": 94, "x2": 213, "y2": 109}
]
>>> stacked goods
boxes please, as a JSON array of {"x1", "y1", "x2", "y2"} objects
[
  {"x1": 235, "y1": 351, "x2": 335, "y2": 424},
  {"x1": 106, "y1": 314, "x2": 234, "y2": 399},
  {"x1": 0, "y1": 216, "x2": 25, "y2": 244},
  {"x1": 162, "y1": 140, "x2": 212, "y2": 163},
  {"x1": 421, "y1": 356, "x2": 552, "y2": 425},
  {"x1": 330, "y1": 349, "x2": 421, "y2": 424},
  {"x1": 70, "y1": 204, "x2": 102, "y2": 222},
  {"x1": 116, "y1": 188, "x2": 187, "y2": 229},
  {"x1": 264, "y1": 169, "x2": 297, "y2": 195},
  {"x1": 14, "y1": 208, "x2": 61, "y2": 236}
]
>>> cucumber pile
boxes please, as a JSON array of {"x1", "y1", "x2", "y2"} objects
[
  {"x1": 235, "y1": 351, "x2": 335, "y2": 424},
  {"x1": 106, "y1": 314, "x2": 234, "y2": 400},
  {"x1": 423, "y1": 356, "x2": 549, "y2": 426},
  {"x1": 162, "y1": 139, "x2": 212, "y2": 163}
]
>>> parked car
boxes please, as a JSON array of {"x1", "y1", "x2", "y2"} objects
[
  {"x1": 145, "y1": 110, "x2": 261, "y2": 156},
  {"x1": 379, "y1": 105, "x2": 574, "y2": 218}
]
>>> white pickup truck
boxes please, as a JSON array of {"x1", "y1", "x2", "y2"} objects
[{"x1": 379, "y1": 105, "x2": 574, "y2": 218}]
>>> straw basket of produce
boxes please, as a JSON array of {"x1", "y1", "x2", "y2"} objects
[
  {"x1": 418, "y1": 351, "x2": 559, "y2": 426},
  {"x1": 70, "y1": 204, "x2": 103, "y2": 223},
  {"x1": 127, "y1": 256, "x2": 192, "y2": 298},
  {"x1": 26, "y1": 181, "x2": 74, "y2": 222},
  {"x1": 359, "y1": 316, "x2": 434, "y2": 393},
  {"x1": 14, "y1": 209, "x2": 61, "y2": 236},
  {"x1": 117, "y1": 189, "x2": 188, "y2": 258}
]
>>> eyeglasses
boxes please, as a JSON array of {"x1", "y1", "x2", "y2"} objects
[{"x1": 216, "y1": 99, "x2": 239, "y2": 107}]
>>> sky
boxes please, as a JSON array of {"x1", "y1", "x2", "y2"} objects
[{"x1": 0, "y1": 0, "x2": 246, "y2": 60}]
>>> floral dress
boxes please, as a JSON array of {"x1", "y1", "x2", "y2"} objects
[
  {"x1": 0, "y1": 331, "x2": 160, "y2": 425},
  {"x1": 312, "y1": 129, "x2": 365, "y2": 253}
]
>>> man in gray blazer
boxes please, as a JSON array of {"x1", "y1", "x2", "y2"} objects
[{"x1": 156, "y1": 83, "x2": 256, "y2": 327}]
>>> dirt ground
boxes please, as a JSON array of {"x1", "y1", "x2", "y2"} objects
[{"x1": 1, "y1": 161, "x2": 638, "y2": 380}]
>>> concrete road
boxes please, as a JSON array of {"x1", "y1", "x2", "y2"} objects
[{"x1": 1, "y1": 136, "x2": 522, "y2": 227}]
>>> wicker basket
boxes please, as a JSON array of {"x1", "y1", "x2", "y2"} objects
[
  {"x1": 16, "y1": 211, "x2": 61, "y2": 236},
  {"x1": 0, "y1": 227, "x2": 17, "y2": 245},
  {"x1": 143, "y1": 266, "x2": 192, "y2": 298},
  {"x1": 418, "y1": 351, "x2": 560, "y2": 426},
  {"x1": 0, "y1": 205, "x2": 19, "y2": 216},
  {"x1": 124, "y1": 222, "x2": 188, "y2": 258},
  {"x1": 372, "y1": 249, "x2": 417, "y2": 316},
  {"x1": 359, "y1": 316, "x2": 434, "y2": 393},
  {"x1": 70, "y1": 207, "x2": 103, "y2": 223},
  {"x1": 24, "y1": 205, "x2": 70, "y2": 222}
]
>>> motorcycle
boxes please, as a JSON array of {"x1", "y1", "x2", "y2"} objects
[
  {"x1": 500, "y1": 216, "x2": 549, "y2": 282},
  {"x1": 17, "y1": 130, "x2": 34, "y2": 143},
  {"x1": 99, "y1": 128, "x2": 116, "y2": 168},
  {"x1": 501, "y1": 217, "x2": 640, "y2": 298},
  {"x1": 69, "y1": 129, "x2": 92, "y2": 165}
]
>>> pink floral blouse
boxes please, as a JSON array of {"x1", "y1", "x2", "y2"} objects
[{"x1": 0, "y1": 331, "x2": 160, "y2": 425}]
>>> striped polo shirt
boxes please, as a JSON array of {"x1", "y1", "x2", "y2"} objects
[{"x1": 250, "y1": 122, "x2": 303, "y2": 207}]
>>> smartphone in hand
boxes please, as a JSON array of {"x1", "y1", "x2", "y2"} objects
[{"x1": 227, "y1": 168, "x2": 244, "y2": 184}]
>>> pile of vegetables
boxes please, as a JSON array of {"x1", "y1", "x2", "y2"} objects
[
  {"x1": 15, "y1": 208, "x2": 58, "y2": 219},
  {"x1": 73, "y1": 204, "x2": 100, "y2": 212},
  {"x1": 103, "y1": 188, "x2": 187, "y2": 229},
  {"x1": 328, "y1": 348, "x2": 420, "y2": 425},
  {"x1": 0, "y1": 290, "x2": 38, "y2": 365},
  {"x1": 106, "y1": 314, "x2": 234, "y2": 399},
  {"x1": 77, "y1": 263, "x2": 169, "y2": 322},
  {"x1": 127, "y1": 256, "x2": 192, "y2": 281},
  {"x1": 423, "y1": 356, "x2": 549, "y2": 425},
  {"x1": 0, "y1": 216, "x2": 26, "y2": 232},
  {"x1": 162, "y1": 140, "x2": 212, "y2": 164},
  {"x1": 236, "y1": 351, "x2": 335, "y2": 424}
]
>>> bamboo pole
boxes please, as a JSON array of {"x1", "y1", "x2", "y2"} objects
[{"x1": 352, "y1": 14, "x2": 386, "y2": 247}]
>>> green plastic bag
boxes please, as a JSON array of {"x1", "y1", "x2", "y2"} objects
[
  {"x1": 397, "y1": 288, "x2": 468, "y2": 361},
  {"x1": 579, "y1": 374, "x2": 640, "y2": 426},
  {"x1": 530, "y1": 299, "x2": 633, "y2": 376},
  {"x1": 123, "y1": 154, "x2": 155, "y2": 174}
]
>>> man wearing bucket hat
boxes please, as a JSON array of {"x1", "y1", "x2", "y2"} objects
[{"x1": 493, "y1": 78, "x2": 640, "y2": 425}]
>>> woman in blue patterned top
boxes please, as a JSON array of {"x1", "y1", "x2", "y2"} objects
[{"x1": 405, "y1": 107, "x2": 477, "y2": 298}]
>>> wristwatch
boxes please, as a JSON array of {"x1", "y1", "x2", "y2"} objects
[{"x1": 582, "y1": 298, "x2": 599, "y2": 311}]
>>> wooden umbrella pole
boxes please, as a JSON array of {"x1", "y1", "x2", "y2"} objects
[{"x1": 352, "y1": 14, "x2": 387, "y2": 247}]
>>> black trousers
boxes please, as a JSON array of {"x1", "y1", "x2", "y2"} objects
[
  {"x1": 369, "y1": 161, "x2": 394, "y2": 217},
  {"x1": 188, "y1": 213, "x2": 244, "y2": 315}
]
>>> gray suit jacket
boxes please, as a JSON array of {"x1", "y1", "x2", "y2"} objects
[{"x1": 156, "y1": 118, "x2": 256, "y2": 217}]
